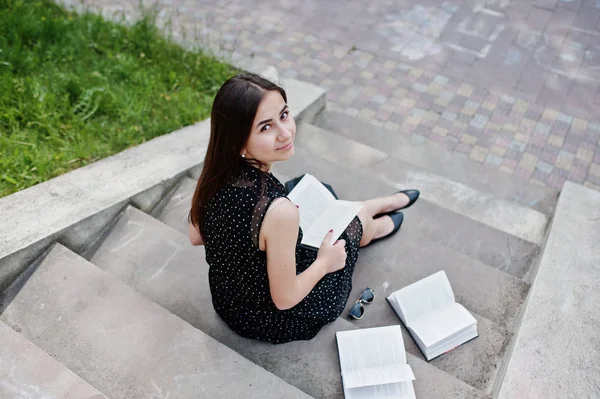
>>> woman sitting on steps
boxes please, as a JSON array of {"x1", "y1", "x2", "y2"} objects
[{"x1": 188, "y1": 72, "x2": 419, "y2": 344}]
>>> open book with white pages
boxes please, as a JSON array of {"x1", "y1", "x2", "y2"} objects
[
  {"x1": 386, "y1": 271, "x2": 478, "y2": 361},
  {"x1": 336, "y1": 326, "x2": 416, "y2": 399},
  {"x1": 286, "y1": 174, "x2": 362, "y2": 249}
]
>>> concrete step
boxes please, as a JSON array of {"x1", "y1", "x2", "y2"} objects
[
  {"x1": 0, "y1": 244, "x2": 310, "y2": 399},
  {"x1": 344, "y1": 261, "x2": 511, "y2": 393},
  {"x1": 154, "y1": 176, "x2": 197, "y2": 235},
  {"x1": 89, "y1": 206, "x2": 488, "y2": 398},
  {"x1": 358, "y1": 231, "x2": 528, "y2": 327},
  {"x1": 314, "y1": 109, "x2": 559, "y2": 217},
  {"x1": 295, "y1": 122, "x2": 549, "y2": 246},
  {"x1": 0, "y1": 320, "x2": 107, "y2": 399},
  {"x1": 499, "y1": 183, "x2": 600, "y2": 399},
  {"x1": 273, "y1": 142, "x2": 539, "y2": 282}
]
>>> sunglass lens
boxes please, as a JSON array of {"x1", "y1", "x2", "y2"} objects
[
  {"x1": 349, "y1": 302, "x2": 364, "y2": 320},
  {"x1": 361, "y1": 288, "x2": 375, "y2": 303}
]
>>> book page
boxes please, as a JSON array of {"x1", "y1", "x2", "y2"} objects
[
  {"x1": 390, "y1": 271, "x2": 455, "y2": 326},
  {"x1": 386, "y1": 296, "x2": 406, "y2": 326},
  {"x1": 336, "y1": 326, "x2": 410, "y2": 379},
  {"x1": 343, "y1": 365, "x2": 415, "y2": 389},
  {"x1": 286, "y1": 174, "x2": 335, "y2": 232},
  {"x1": 409, "y1": 303, "x2": 477, "y2": 349},
  {"x1": 302, "y1": 200, "x2": 362, "y2": 247},
  {"x1": 425, "y1": 325, "x2": 478, "y2": 361},
  {"x1": 337, "y1": 327, "x2": 416, "y2": 399},
  {"x1": 346, "y1": 381, "x2": 416, "y2": 399},
  {"x1": 336, "y1": 326, "x2": 408, "y2": 372}
]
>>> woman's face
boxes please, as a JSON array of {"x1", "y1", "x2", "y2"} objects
[{"x1": 242, "y1": 90, "x2": 296, "y2": 168}]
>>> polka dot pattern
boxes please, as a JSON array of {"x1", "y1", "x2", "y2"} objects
[{"x1": 203, "y1": 164, "x2": 363, "y2": 344}]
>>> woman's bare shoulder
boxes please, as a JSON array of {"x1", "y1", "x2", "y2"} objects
[
  {"x1": 260, "y1": 198, "x2": 299, "y2": 249},
  {"x1": 265, "y1": 197, "x2": 296, "y2": 218}
]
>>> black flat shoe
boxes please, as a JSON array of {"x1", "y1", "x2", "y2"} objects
[
  {"x1": 399, "y1": 189, "x2": 420, "y2": 210},
  {"x1": 378, "y1": 189, "x2": 420, "y2": 217},
  {"x1": 366, "y1": 212, "x2": 404, "y2": 247}
]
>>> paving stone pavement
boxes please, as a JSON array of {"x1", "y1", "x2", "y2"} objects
[{"x1": 60, "y1": 0, "x2": 600, "y2": 191}]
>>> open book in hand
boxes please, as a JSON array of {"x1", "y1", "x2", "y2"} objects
[
  {"x1": 336, "y1": 326, "x2": 416, "y2": 399},
  {"x1": 386, "y1": 271, "x2": 478, "y2": 361},
  {"x1": 286, "y1": 174, "x2": 362, "y2": 249}
]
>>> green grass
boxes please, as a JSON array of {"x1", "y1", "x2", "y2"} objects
[{"x1": 0, "y1": 0, "x2": 237, "y2": 197}]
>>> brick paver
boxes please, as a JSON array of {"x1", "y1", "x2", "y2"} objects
[{"x1": 62, "y1": 0, "x2": 600, "y2": 191}]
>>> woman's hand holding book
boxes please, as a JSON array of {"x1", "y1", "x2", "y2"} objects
[{"x1": 317, "y1": 230, "x2": 347, "y2": 274}]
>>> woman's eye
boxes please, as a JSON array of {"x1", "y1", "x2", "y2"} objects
[
  {"x1": 260, "y1": 124, "x2": 271, "y2": 132},
  {"x1": 281, "y1": 111, "x2": 288, "y2": 120}
]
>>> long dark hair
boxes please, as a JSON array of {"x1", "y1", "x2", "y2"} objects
[{"x1": 189, "y1": 72, "x2": 287, "y2": 239}]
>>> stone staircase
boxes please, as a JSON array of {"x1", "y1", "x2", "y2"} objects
[
  {"x1": 1, "y1": 243, "x2": 310, "y2": 398},
  {"x1": 0, "y1": 321, "x2": 106, "y2": 398},
  {"x1": 1, "y1": 77, "x2": 568, "y2": 398}
]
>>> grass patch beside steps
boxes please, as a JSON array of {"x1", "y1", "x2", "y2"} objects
[{"x1": 0, "y1": 0, "x2": 237, "y2": 197}]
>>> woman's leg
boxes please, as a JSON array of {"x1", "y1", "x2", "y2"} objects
[{"x1": 356, "y1": 193, "x2": 410, "y2": 247}]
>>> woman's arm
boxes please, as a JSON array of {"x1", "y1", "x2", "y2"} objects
[
  {"x1": 189, "y1": 223, "x2": 204, "y2": 246},
  {"x1": 261, "y1": 199, "x2": 346, "y2": 310}
]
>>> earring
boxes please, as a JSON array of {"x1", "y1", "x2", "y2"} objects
[{"x1": 241, "y1": 154, "x2": 246, "y2": 158}]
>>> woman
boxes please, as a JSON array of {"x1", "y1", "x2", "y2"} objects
[{"x1": 188, "y1": 73, "x2": 419, "y2": 344}]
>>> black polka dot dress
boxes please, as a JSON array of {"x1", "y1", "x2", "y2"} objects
[{"x1": 203, "y1": 164, "x2": 362, "y2": 344}]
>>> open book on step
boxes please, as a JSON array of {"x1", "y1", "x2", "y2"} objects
[
  {"x1": 386, "y1": 271, "x2": 478, "y2": 361},
  {"x1": 336, "y1": 326, "x2": 416, "y2": 399},
  {"x1": 287, "y1": 174, "x2": 362, "y2": 249}
]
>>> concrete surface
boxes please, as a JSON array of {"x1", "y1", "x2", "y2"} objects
[
  {"x1": 1, "y1": 244, "x2": 311, "y2": 399},
  {"x1": 358, "y1": 229, "x2": 528, "y2": 327},
  {"x1": 498, "y1": 182, "x2": 600, "y2": 399},
  {"x1": 293, "y1": 123, "x2": 549, "y2": 244},
  {"x1": 130, "y1": 173, "x2": 183, "y2": 213},
  {"x1": 295, "y1": 123, "x2": 389, "y2": 168},
  {"x1": 155, "y1": 176, "x2": 197, "y2": 234},
  {"x1": 0, "y1": 202, "x2": 126, "y2": 293},
  {"x1": 0, "y1": 321, "x2": 107, "y2": 399},
  {"x1": 374, "y1": 155, "x2": 549, "y2": 245},
  {"x1": 315, "y1": 109, "x2": 559, "y2": 216},
  {"x1": 90, "y1": 206, "x2": 210, "y2": 326},
  {"x1": 0, "y1": 118, "x2": 209, "y2": 259}
]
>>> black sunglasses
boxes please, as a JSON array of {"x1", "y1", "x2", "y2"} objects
[{"x1": 348, "y1": 287, "x2": 375, "y2": 320}]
